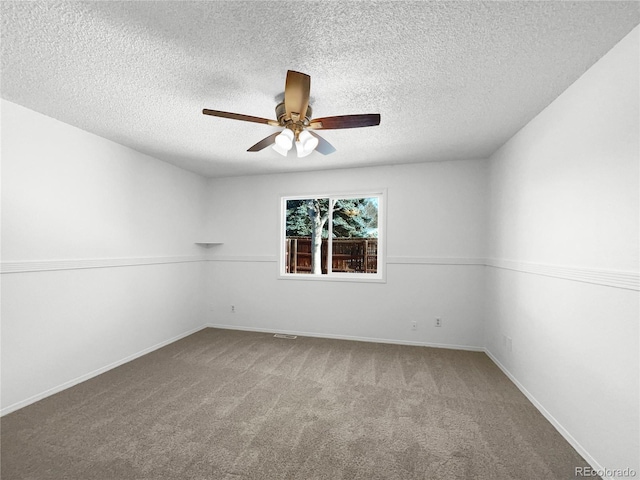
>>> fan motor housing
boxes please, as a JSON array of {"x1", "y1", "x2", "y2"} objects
[{"x1": 275, "y1": 102, "x2": 312, "y2": 126}]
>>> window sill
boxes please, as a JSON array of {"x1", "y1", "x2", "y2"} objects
[{"x1": 278, "y1": 273, "x2": 386, "y2": 283}]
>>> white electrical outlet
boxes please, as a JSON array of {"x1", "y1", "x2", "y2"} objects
[
  {"x1": 412, "y1": 321, "x2": 417, "y2": 330},
  {"x1": 435, "y1": 318, "x2": 442, "y2": 327},
  {"x1": 231, "y1": 305, "x2": 235, "y2": 313},
  {"x1": 507, "y1": 336, "x2": 513, "y2": 352}
]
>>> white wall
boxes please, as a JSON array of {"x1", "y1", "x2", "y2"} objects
[
  {"x1": 1, "y1": 100, "x2": 209, "y2": 413},
  {"x1": 205, "y1": 160, "x2": 488, "y2": 348},
  {"x1": 486, "y1": 26, "x2": 639, "y2": 478}
]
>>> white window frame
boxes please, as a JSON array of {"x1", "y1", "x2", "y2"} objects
[{"x1": 279, "y1": 189, "x2": 386, "y2": 283}]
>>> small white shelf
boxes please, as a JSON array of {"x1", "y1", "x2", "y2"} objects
[{"x1": 195, "y1": 242, "x2": 223, "y2": 247}]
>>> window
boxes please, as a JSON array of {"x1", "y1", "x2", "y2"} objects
[{"x1": 280, "y1": 191, "x2": 385, "y2": 282}]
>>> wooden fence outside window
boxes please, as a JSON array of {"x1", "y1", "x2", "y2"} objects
[{"x1": 285, "y1": 237, "x2": 378, "y2": 274}]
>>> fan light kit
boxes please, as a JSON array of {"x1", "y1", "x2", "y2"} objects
[{"x1": 203, "y1": 70, "x2": 381, "y2": 157}]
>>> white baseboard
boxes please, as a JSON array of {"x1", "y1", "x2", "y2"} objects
[
  {"x1": 484, "y1": 349, "x2": 611, "y2": 480},
  {"x1": 205, "y1": 323, "x2": 485, "y2": 352},
  {"x1": 0, "y1": 325, "x2": 207, "y2": 417}
]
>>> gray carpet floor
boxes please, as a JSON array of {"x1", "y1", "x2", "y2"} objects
[{"x1": 1, "y1": 328, "x2": 596, "y2": 479}]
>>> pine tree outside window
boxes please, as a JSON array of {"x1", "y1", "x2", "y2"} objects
[{"x1": 280, "y1": 191, "x2": 386, "y2": 282}]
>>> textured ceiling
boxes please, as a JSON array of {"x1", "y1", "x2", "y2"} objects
[{"x1": 2, "y1": 1, "x2": 639, "y2": 178}]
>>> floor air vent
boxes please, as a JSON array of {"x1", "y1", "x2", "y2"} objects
[{"x1": 273, "y1": 334, "x2": 297, "y2": 339}]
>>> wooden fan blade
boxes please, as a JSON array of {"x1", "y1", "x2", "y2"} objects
[
  {"x1": 309, "y1": 114, "x2": 381, "y2": 130},
  {"x1": 247, "y1": 132, "x2": 280, "y2": 152},
  {"x1": 202, "y1": 109, "x2": 278, "y2": 126},
  {"x1": 308, "y1": 131, "x2": 336, "y2": 155},
  {"x1": 284, "y1": 71, "x2": 310, "y2": 121}
]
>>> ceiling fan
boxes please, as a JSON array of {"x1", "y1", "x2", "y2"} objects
[{"x1": 202, "y1": 70, "x2": 381, "y2": 157}]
